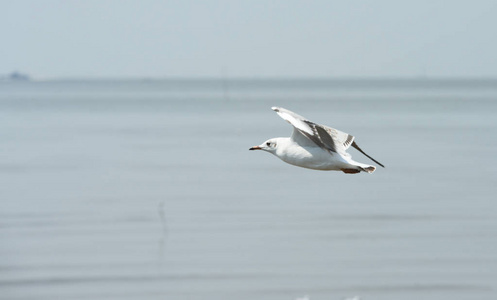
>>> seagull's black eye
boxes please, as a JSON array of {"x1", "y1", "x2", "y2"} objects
[{"x1": 266, "y1": 142, "x2": 271, "y2": 147}]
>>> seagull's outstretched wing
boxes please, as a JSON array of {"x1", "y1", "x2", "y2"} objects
[
  {"x1": 271, "y1": 106, "x2": 384, "y2": 168},
  {"x1": 271, "y1": 106, "x2": 354, "y2": 155}
]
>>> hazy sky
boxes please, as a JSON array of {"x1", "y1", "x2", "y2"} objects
[{"x1": 2, "y1": 0, "x2": 497, "y2": 79}]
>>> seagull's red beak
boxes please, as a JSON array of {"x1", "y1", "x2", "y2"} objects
[{"x1": 249, "y1": 146, "x2": 262, "y2": 150}]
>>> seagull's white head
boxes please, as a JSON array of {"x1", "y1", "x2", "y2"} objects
[{"x1": 249, "y1": 138, "x2": 279, "y2": 154}]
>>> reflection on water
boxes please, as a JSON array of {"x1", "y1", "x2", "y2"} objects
[{"x1": 1, "y1": 79, "x2": 497, "y2": 300}]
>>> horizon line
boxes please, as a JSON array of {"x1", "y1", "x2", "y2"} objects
[{"x1": 4, "y1": 75, "x2": 497, "y2": 82}]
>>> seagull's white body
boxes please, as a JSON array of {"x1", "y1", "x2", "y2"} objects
[
  {"x1": 272, "y1": 137, "x2": 373, "y2": 171},
  {"x1": 250, "y1": 107, "x2": 384, "y2": 174}
]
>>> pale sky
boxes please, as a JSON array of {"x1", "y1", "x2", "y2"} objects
[{"x1": 1, "y1": 0, "x2": 497, "y2": 79}]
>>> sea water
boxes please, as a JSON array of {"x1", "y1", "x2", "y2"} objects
[{"x1": 1, "y1": 79, "x2": 497, "y2": 300}]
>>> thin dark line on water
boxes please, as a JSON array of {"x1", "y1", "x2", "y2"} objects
[{"x1": 157, "y1": 199, "x2": 168, "y2": 264}]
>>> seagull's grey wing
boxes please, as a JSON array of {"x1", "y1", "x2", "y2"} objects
[
  {"x1": 272, "y1": 106, "x2": 353, "y2": 154},
  {"x1": 271, "y1": 107, "x2": 314, "y2": 135},
  {"x1": 321, "y1": 125, "x2": 355, "y2": 151},
  {"x1": 271, "y1": 107, "x2": 320, "y2": 148}
]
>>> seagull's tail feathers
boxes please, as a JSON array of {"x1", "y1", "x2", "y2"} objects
[{"x1": 360, "y1": 166, "x2": 376, "y2": 174}]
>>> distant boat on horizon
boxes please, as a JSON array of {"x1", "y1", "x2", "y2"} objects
[{"x1": 1, "y1": 71, "x2": 31, "y2": 81}]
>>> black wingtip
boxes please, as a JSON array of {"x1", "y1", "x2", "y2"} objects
[{"x1": 351, "y1": 141, "x2": 385, "y2": 168}]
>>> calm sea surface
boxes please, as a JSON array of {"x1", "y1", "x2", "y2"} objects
[{"x1": 1, "y1": 79, "x2": 497, "y2": 300}]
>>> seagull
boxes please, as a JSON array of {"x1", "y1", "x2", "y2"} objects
[{"x1": 249, "y1": 107, "x2": 384, "y2": 174}]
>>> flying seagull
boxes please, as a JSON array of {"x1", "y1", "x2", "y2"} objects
[{"x1": 249, "y1": 107, "x2": 384, "y2": 174}]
